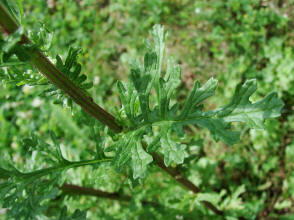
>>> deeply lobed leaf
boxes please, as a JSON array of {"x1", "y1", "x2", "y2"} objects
[
  {"x1": 215, "y1": 79, "x2": 283, "y2": 128},
  {"x1": 112, "y1": 25, "x2": 284, "y2": 179}
]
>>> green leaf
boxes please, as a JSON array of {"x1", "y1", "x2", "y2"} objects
[
  {"x1": 194, "y1": 118, "x2": 240, "y2": 145},
  {"x1": 17, "y1": 0, "x2": 24, "y2": 25},
  {"x1": 179, "y1": 77, "x2": 218, "y2": 119},
  {"x1": 131, "y1": 140, "x2": 153, "y2": 179},
  {"x1": 49, "y1": 131, "x2": 68, "y2": 164},
  {"x1": 216, "y1": 79, "x2": 284, "y2": 128},
  {"x1": 43, "y1": 47, "x2": 93, "y2": 109},
  {"x1": 108, "y1": 130, "x2": 153, "y2": 179},
  {"x1": 57, "y1": 206, "x2": 87, "y2": 220},
  {"x1": 0, "y1": 157, "x2": 107, "y2": 219},
  {"x1": 117, "y1": 81, "x2": 139, "y2": 125},
  {"x1": 160, "y1": 129, "x2": 187, "y2": 166},
  {"x1": 114, "y1": 24, "x2": 283, "y2": 179}
]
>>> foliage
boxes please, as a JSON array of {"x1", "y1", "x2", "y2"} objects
[
  {"x1": 0, "y1": 0, "x2": 293, "y2": 219},
  {"x1": 110, "y1": 25, "x2": 282, "y2": 180}
]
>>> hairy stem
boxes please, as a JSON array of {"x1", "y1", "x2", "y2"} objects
[
  {"x1": 0, "y1": 2, "x2": 223, "y2": 216},
  {"x1": 0, "y1": 2, "x2": 121, "y2": 133}
]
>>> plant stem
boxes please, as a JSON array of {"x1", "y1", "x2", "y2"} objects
[
  {"x1": 61, "y1": 183, "x2": 131, "y2": 201},
  {"x1": 144, "y1": 143, "x2": 223, "y2": 215},
  {"x1": 0, "y1": 2, "x2": 223, "y2": 216},
  {"x1": 0, "y1": 2, "x2": 122, "y2": 133},
  {"x1": 60, "y1": 183, "x2": 159, "y2": 207},
  {"x1": 18, "y1": 159, "x2": 111, "y2": 180}
]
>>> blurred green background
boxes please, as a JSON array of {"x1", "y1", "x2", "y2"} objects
[{"x1": 1, "y1": 0, "x2": 294, "y2": 219}]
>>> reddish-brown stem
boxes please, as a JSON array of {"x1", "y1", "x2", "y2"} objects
[
  {"x1": 0, "y1": 3, "x2": 122, "y2": 133},
  {"x1": 0, "y1": 2, "x2": 223, "y2": 216},
  {"x1": 60, "y1": 183, "x2": 159, "y2": 207},
  {"x1": 146, "y1": 144, "x2": 223, "y2": 215},
  {"x1": 61, "y1": 183, "x2": 130, "y2": 201}
]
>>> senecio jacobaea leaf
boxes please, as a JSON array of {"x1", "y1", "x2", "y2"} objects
[
  {"x1": 45, "y1": 47, "x2": 93, "y2": 108},
  {"x1": 215, "y1": 79, "x2": 283, "y2": 128},
  {"x1": 106, "y1": 129, "x2": 153, "y2": 179},
  {"x1": 111, "y1": 25, "x2": 284, "y2": 179}
]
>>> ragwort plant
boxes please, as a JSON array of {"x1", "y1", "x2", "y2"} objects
[{"x1": 0, "y1": 1, "x2": 284, "y2": 219}]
